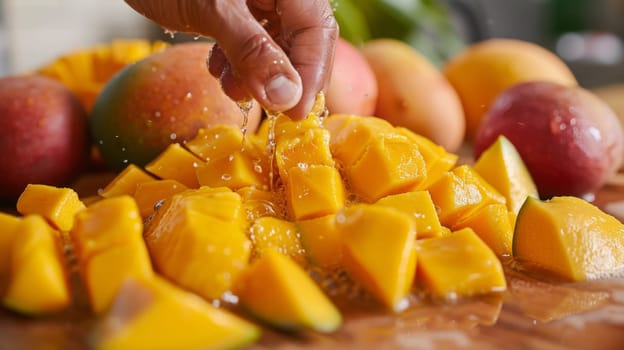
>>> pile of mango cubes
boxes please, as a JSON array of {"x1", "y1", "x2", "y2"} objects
[{"x1": 2, "y1": 104, "x2": 623, "y2": 349}]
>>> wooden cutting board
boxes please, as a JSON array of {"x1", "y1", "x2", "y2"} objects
[{"x1": 0, "y1": 175, "x2": 623, "y2": 350}]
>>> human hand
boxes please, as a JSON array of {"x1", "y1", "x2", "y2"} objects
[{"x1": 124, "y1": 0, "x2": 338, "y2": 120}]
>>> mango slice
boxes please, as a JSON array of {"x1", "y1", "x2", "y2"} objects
[
  {"x1": 70, "y1": 196, "x2": 153, "y2": 313},
  {"x1": 235, "y1": 249, "x2": 342, "y2": 332},
  {"x1": 285, "y1": 164, "x2": 345, "y2": 220},
  {"x1": 3, "y1": 215, "x2": 70, "y2": 315},
  {"x1": 347, "y1": 135, "x2": 427, "y2": 203},
  {"x1": 337, "y1": 204, "x2": 417, "y2": 311},
  {"x1": 428, "y1": 165, "x2": 506, "y2": 227},
  {"x1": 474, "y1": 135, "x2": 539, "y2": 214},
  {"x1": 195, "y1": 151, "x2": 267, "y2": 190},
  {"x1": 416, "y1": 227, "x2": 507, "y2": 299},
  {"x1": 453, "y1": 203, "x2": 514, "y2": 256},
  {"x1": 92, "y1": 277, "x2": 259, "y2": 350},
  {"x1": 237, "y1": 186, "x2": 280, "y2": 224},
  {"x1": 375, "y1": 191, "x2": 444, "y2": 239},
  {"x1": 144, "y1": 143, "x2": 202, "y2": 188},
  {"x1": 16, "y1": 184, "x2": 85, "y2": 231},
  {"x1": 185, "y1": 125, "x2": 244, "y2": 161},
  {"x1": 297, "y1": 214, "x2": 342, "y2": 269},
  {"x1": 132, "y1": 179, "x2": 188, "y2": 219},
  {"x1": 513, "y1": 196, "x2": 624, "y2": 281},
  {"x1": 249, "y1": 216, "x2": 306, "y2": 266},
  {"x1": 144, "y1": 189, "x2": 251, "y2": 300},
  {"x1": 0, "y1": 213, "x2": 21, "y2": 295},
  {"x1": 98, "y1": 164, "x2": 155, "y2": 199}
]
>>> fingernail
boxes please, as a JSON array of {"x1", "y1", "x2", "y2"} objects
[{"x1": 265, "y1": 75, "x2": 301, "y2": 109}]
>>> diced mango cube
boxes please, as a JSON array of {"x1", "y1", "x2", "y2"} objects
[
  {"x1": 325, "y1": 114, "x2": 395, "y2": 167},
  {"x1": 428, "y1": 165, "x2": 506, "y2": 227},
  {"x1": 235, "y1": 249, "x2": 341, "y2": 332},
  {"x1": 144, "y1": 191, "x2": 251, "y2": 300},
  {"x1": 514, "y1": 196, "x2": 624, "y2": 281},
  {"x1": 416, "y1": 228, "x2": 506, "y2": 299},
  {"x1": 257, "y1": 112, "x2": 323, "y2": 145},
  {"x1": 474, "y1": 135, "x2": 539, "y2": 214},
  {"x1": 195, "y1": 151, "x2": 267, "y2": 190},
  {"x1": 453, "y1": 203, "x2": 513, "y2": 256},
  {"x1": 375, "y1": 191, "x2": 444, "y2": 239},
  {"x1": 185, "y1": 125, "x2": 244, "y2": 161},
  {"x1": 337, "y1": 204, "x2": 417, "y2": 311},
  {"x1": 347, "y1": 135, "x2": 426, "y2": 203},
  {"x1": 3, "y1": 215, "x2": 70, "y2": 315},
  {"x1": 275, "y1": 128, "x2": 335, "y2": 179},
  {"x1": 133, "y1": 179, "x2": 188, "y2": 219},
  {"x1": 0, "y1": 213, "x2": 20, "y2": 295},
  {"x1": 16, "y1": 184, "x2": 85, "y2": 231},
  {"x1": 92, "y1": 277, "x2": 260, "y2": 350},
  {"x1": 144, "y1": 143, "x2": 202, "y2": 188},
  {"x1": 237, "y1": 186, "x2": 280, "y2": 224},
  {"x1": 396, "y1": 127, "x2": 458, "y2": 190},
  {"x1": 285, "y1": 164, "x2": 345, "y2": 220},
  {"x1": 70, "y1": 196, "x2": 152, "y2": 313},
  {"x1": 297, "y1": 214, "x2": 342, "y2": 269},
  {"x1": 98, "y1": 164, "x2": 155, "y2": 198},
  {"x1": 249, "y1": 216, "x2": 306, "y2": 266}
]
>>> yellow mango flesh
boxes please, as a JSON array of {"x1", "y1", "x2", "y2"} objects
[
  {"x1": 297, "y1": 214, "x2": 342, "y2": 269},
  {"x1": 70, "y1": 196, "x2": 152, "y2": 313},
  {"x1": 375, "y1": 191, "x2": 444, "y2": 239},
  {"x1": 132, "y1": 179, "x2": 188, "y2": 219},
  {"x1": 92, "y1": 277, "x2": 259, "y2": 350},
  {"x1": 513, "y1": 196, "x2": 624, "y2": 281},
  {"x1": 235, "y1": 249, "x2": 342, "y2": 332},
  {"x1": 144, "y1": 143, "x2": 202, "y2": 188},
  {"x1": 428, "y1": 165, "x2": 506, "y2": 227},
  {"x1": 98, "y1": 164, "x2": 155, "y2": 198},
  {"x1": 16, "y1": 184, "x2": 85, "y2": 231},
  {"x1": 249, "y1": 216, "x2": 306, "y2": 266},
  {"x1": 285, "y1": 164, "x2": 345, "y2": 220},
  {"x1": 337, "y1": 204, "x2": 417, "y2": 311},
  {"x1": 3, "y1": 215, "x2": 70, "y2": 315},
  {"x1": 347, "y1": 135, "x2": 426, "y2": 203},
  {"x1": 416, "y1": 228, "x2": 507, "y2": 299},
  {"x1": 144, "y1": 190, "x2": 251, "y2": 300},
  {"x1": 325, "y1": 114, "x2": 395, "y2": 167},
  {"x1": 453, "y1": 203, "x2": 514, "y2": 256},
  {"x1": 195, "y1": 151, "x2": 267, "y2": 190},
  {"x1": 0, "y1": 213, "x2": 21, "y2": 295},
  {"x1": 474, "y1": 135, "x2": 539, "y2": 214},
  {"x1": 275, "y1": 127, "x2": 335, "y2": 180},
  {"x1": 395, "y1": 127, "x2": 458, "y2": 190},
  {"x1": 185, "y1": 125, "x2": 244, "y2": 161},
  {"x1": 237, "y1": 186, "x2": 280, "y2": 224}
]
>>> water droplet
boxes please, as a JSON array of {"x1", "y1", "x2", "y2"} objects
[
  {"x1": 122, "y1": 159, "x2": 128, "y2": 163},
  {"x1": 170, "y1": 133, "x2": 177, "y2": 140},
  {"x1": 154, "y1": 111, "x2": 162, "y2": 118},
  {"x1": 121, "y1": 147, "x2": 126, "y2": 152},
  {"x1": 221, "y1": 174, "x2": 232, "y2": 181},
  {"x1": 184, "y1": 92, "x2": 193, "y2": 101},
  {"x1": 163, "y1": 28, "x2": 177, "y2": 38},
  {"x1": 98, "y1": 140, "x2": 104, "y2": 145},
  {"x1": 193, "y1": 35, "x2": 200, "y2": 41}
]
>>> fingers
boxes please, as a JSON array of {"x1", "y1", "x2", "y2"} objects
[
  {"x1": 273, "y1": 0, "x2": 338, "y2": 119},
  {"x1": 207, "y1": 44, "x2": 248, "y2": 102}
]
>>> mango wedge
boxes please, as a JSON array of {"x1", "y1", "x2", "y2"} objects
[
  {"x1": 70, "y1": 196, "x2": 153, "y2": 313},
  {"x1": 249, "y1": 216, "x2": 306, "y2": 266},
  {"x1": 92, "y1": 277, "x2": 260, "y2": 350},
  {"x1": 297, "y1": 214, "x2": 342, "y2": 270},
  {"x1": 3, "y1": 215, "x2": 70, "y2": 315},
  {"x1": 16, "y1": 184, "x2": 85, "y2": 231},
  {"x1": 474, "y1": 135, "x2": 539, "y2": 214},
  {"x1": 453, "y1": 203, "x2": 514, "y2": 256},
  {"x1": 337, "y1": 204, "x2": 417, "y2": 311},
  {"x1": 235, "y1": 249, "x2": 342, "y2": 332},
  {"x1": 284, "y1": 164, "x2": 345, "y2": 220},
  {"x1": 144, "y1": 189, "x2": 251, "y2": 300},
  {"x1": 132, "y1": 179, "x2": 188, "y2": 219},
  {"x1": 145, "y1": 143, "x2": 202, "y2": 188},
  {"x1": 416, "y1": 228, "x2": 507, "y2": 299},
  {"x1": 98, "y1": 164, "x2": 155, "y2": 198},
  {"x1": 513, "y1": 196, "x2": 624, "y2": 281},
  {"x1": 375, "y1": 191, "x2": 444, "y2": 239}
]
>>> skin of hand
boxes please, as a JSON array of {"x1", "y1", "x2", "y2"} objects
[{"x1": 124, "y1": 0, "x2": 338, "y2": 120}]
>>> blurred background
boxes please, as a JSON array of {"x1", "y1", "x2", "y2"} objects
[{"x1": 0, "y1": 0, "x2": 623, "y2": 88}]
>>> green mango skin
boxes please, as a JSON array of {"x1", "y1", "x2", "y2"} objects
[{"x1": 90, "y1": 42, "x2": 261, "y2": 172}]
